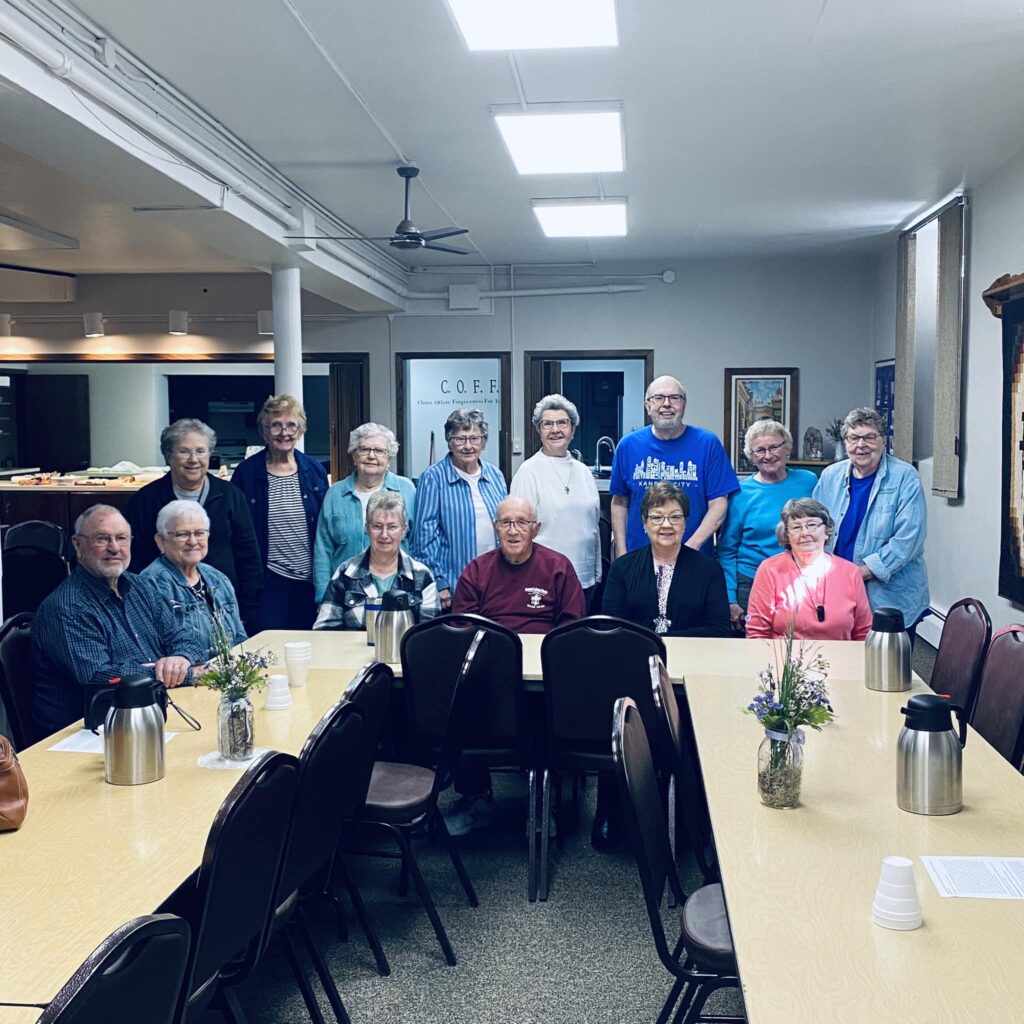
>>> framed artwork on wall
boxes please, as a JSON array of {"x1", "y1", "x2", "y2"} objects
[
  {"x1": 723, "y1": 367, "x2": 799, "y2": 475},
  {"x1": 874, "y1": 358, "x2": 895, "y2": 453},
  {"x1": 997, "y1": 293, "x2": 1024, "y2": 604}
]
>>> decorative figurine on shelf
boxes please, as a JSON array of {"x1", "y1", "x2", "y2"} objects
[
  {"x1": 802, "y1": 427, "x2": 823, "y2": 461},
  {"x1": 825, "y1": 419, "x2": 845, "y2": 461}
]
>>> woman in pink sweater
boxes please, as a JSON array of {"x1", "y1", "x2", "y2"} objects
[{"x1": 746, "y1": 497, "x2": 872, "y2": 640}]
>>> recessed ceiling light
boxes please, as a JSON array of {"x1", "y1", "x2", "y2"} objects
[
  {"x1": 532, "y1": 199, "x2": 627, "y2": 237},
  {"x1": 494, "y1": 110, "x2": 623, "y2": 174},
  {"x1": 446, "y1": 0, "x2": 618, "y2": 50},
  {"x1": 83, "y1": 312, "x2": 105, "y2": 338},
  {"x1": 168, "y1": 310, "x2": 189, "y2": 336}
]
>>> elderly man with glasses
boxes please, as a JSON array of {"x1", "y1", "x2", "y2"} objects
[
  {"x1": 813, "y1": 407, "x2": 929, "y2": 640},
  {"x1": 31, "y1": 504, "x2": 206, "y2": 736},
  {"x1": 609, "y1": 374, "x2": 739, "y2": 559}
]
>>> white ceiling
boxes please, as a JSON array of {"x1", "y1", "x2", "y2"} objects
[{"x1": 6, "y1": 0, "x2": 1024, "y2": 277}]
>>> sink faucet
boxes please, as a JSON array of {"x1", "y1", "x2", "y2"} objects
[
  {"x1": 594, "y1": 436, "x2": 616, "y2": 472},
  {"x1": 569, "y1": 448, "x2": 583, "y2": 462}
]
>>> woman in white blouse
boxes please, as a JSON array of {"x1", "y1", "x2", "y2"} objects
[{"x1": 510, "y1": 394, "x2": 602, "y2": 609}]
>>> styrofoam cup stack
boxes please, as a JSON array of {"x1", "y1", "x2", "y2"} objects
[
  {"x1": 283, "y1": 641, "x2": 312, "y2": 688},
  {"x1": 264, "y1": 674, "x2": 292, "y2": 710},
  {"x1": 872, "y1": 856, "x2": 923, "y2": 930}
]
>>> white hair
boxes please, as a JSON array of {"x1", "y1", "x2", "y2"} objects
[{"x1": 156, "y1": 500, "x2": 210, "y2": 537}]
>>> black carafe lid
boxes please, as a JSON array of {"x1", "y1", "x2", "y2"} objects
[
  {"x1": 871, "y1": 607, "x2": 906, "y2": 632},
  {"x1": 380, "y1": 589, "x2": 411, "y2": 611},
  {"x1": 900, "y1": 693, "x2": 959, "y2": 731},
  {"x1": 112, "y1": 673, "x2": 160, "y2": 709}
]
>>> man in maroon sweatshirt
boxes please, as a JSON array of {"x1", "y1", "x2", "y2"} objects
[{"x1": 451, "y1": 496, "x2": 585, "y2": 632}]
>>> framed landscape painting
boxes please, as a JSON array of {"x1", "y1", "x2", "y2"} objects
[{"x1": 723, "y1": 367, "x2": 799, "y2": 475}]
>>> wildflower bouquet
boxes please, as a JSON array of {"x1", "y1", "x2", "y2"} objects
[{"x1": 197, "y1": 620, "x2": 274, "y2": 700}]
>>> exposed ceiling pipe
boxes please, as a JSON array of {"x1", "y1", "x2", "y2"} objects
[{"x1": 404, "y1": 284, "x2": 646, "y2": 301}]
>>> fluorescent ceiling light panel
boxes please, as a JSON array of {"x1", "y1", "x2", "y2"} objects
[
  {"x1": 495, "y1": 111, "x2": 623, "y2": 174},
  {"x1": 446, "y1": 0, "x2": 617, "y2": 50},
  {"x1": 532, "y1": 199, "x2": 627, "y2": 237}
]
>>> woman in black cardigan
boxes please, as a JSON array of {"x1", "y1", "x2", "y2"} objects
[{"x1": 601, "y1": 481, "x2": 731, "y2": 637}]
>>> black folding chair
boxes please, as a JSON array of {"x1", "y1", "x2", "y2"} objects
[
  {"x1": 0, "y1": 612, "x2": 41, "y2": 749},
  {"x1": 929, "y1": 597, "x2": 991, "y2": 720},
  {"x1": 613, "y1": 697, "x2": 743, "y2": 1024},
  {"x1": 971, "y1": 624, "x2": 1024, "y2": 770},
  {"x1": 1, "y1": 546, "x2": 68, "y2": 617},
  {"x1": 3, "y1": 519, "x2": 65, "y2": 554}
]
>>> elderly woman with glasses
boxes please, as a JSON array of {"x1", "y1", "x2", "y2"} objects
[
  {"x1": 140, "y1": 500, "x2": 247, "y2": 658},
  {"x1": 510, "y1": 394, "x2": 602, "y2": 610},
  {"x1": 746, "y1": 497, "x2": 872, "y2": 640},
  {"x1": 412, "y1": 407, "x2": 508, "y2": 610},
  {"x1": 717, "y1": 419, "x2": 816, "y2": 632},
  {"x1": 313, "y1": 422, "x2": 416, "y2": 602},
  {"x1": 601, "y1": 481, "x2": 731, "y2": 637},
  {"x1": 813, "y1": 407, "x2": 929, "y2": 639},
  {"x1": 314, "y1": 491, "x2": 440, "y2": 630},
  {"x1": 231, "y1": 394, "x2": 328, "y2": 630},
  {"x1": 125, "y1": 418, "x2": 263, "y2": 628}
]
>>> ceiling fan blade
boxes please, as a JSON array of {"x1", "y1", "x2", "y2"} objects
[
  {"x1": 420, "y1": 226, "x2": 469, "y2": 242},
  {"x1": 423, "y1": 241, "x2": 469, "y2": 255},
  {"x1": 283, "y1": 235, "x2": 394, "y2": 241}
]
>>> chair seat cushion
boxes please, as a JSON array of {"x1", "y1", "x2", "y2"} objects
[
  {"x1": 364, "y1": 761, "x2": 435, "y2": 823},
  {"x1": 680, "y1": 883, "x2": 735, "y2": 972}
]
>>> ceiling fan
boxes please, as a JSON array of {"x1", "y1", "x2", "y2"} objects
[{"x1": 287, "y1": 165, "x2": 470, "y2": 254}]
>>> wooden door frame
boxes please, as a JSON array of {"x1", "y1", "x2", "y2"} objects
[
  {"x1": 328, "y1": 355, "x2": 371, "y2": 482},
  {"x1": 522, "y1": 349, "x2": 655, "y2": 458}
]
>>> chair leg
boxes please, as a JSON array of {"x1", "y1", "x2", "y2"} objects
[
  {"x1": 655, "y1": 975, "x2": 686, "y2": 1024},
  {"x1": 334, "y1": 856, "x2": 391, "y2": 976},
  {"x1": 667, "y1": 775, "x2": 678, "y2": 910},
  {"x1": 432, "y1": 808, "x2": 479, "y2": 907},
  {"x1": 527, "y1": 766, "x2": 538, "y2": 902},
  {"x1": 297, "y1": 904, "x2": 351, "y2": 1024},
  {"x1": 397, "y1": 849, "x2": 410, "y2": 897},
  {"x1": 281, "y1": 926, "x2": 328, "y2": 1024},
  {"x1": 673, "y1": 980, "x2": 705, "y2": 1024},
  {"x1": 539, "y1": 768, "x2": 552, "y2": 901},
  {"x1": 390, "y1": 824, "x2": 458, "y2": 966},
  {"x1": 211, "y1": 984, "x2": 250, "y2": 1024}
]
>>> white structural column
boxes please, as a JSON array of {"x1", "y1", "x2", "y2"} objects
[{"x1": 271, "y1": 265, "x2": 304, "y2": 447}]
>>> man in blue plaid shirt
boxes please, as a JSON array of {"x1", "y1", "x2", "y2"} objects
[{"x1": 32, "y1": 504, "x2": 206, "y2": 735}]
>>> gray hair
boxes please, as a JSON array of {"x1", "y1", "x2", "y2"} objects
[
  {"x1": 365, "y1": 490, "x2": 408, "y2": 529},
  {"x1": 841, "y1": 407, "x2": 886, "y2": 440},
  {"x1": 347, "y1": 422, "x2": 399, "y2": 457},
  {"x1": 775, "y1": 498, "x2": 834, "y2": 549},
  {"x1": 160, "y1": 419, "x2": 217, "y2": 459},
  {"x1": 444, "y1": 408, "x2": 489, "y2": 444},
  {"x1": 74, "y1": 504, "x2": 129, "y2": 536},
  {"x1": 645, "y1": 378, "x2": 688, "y2": 403},
  {"x1": 743, "y1": 419, "x2": 793, "y2": 459},
  {"x1": 156, "y1": 500, "x2": 211, "y2": 537},
  {"x1": 531, "y1": 394, "x2": 580, "y2": 431},
  {"x1": 257, "y1": 394, "x2": 306, "y2": 439}
]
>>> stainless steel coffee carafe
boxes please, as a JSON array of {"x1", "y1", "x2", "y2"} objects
[
  {"x1": 865, "y1": 606, "x2": 911, "y2": 692},
  {"x1": 98, "y1": 673, "x2": 167, "y2": 786},
  {"x1": 375, "y1": 590, "x2": 414, "y2": 664},
  {"x1": 897, "y1": 693, "x2": 967, "y2": 815}
]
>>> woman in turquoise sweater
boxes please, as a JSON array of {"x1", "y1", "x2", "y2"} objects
[{"x1": 717, "y1": 420, "x2": 816, "y2": 632}]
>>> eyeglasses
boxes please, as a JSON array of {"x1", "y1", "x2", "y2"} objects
[
  {"x1": 845, "y1": 432, "x2": 881, "y2": 446},
  {"x1": 171, "y1": 447, "x2": 210, "y2": 459},
  {"x1": 752, "y1": 442, "x2": 787, "y2": 458},
  {"x1": 495, "y1": 519, "x2": 535, "y2": 531},
  {"x1": 171, "y1": 529, "x2": 209, "y2": 541},
  {"x1": 646, "y1": 393, "x2": 685, "y2": 405},
  {"x1": 79, "y1": 533, "x2": 131, "y2": 547},
  {"x1": 269, "y1": 421, "x2": 300, "y2": 435},
  {"x1": 539, "y1": 418, "x2": 571, "y2": 431},
  {"x1": 451, "y1": 434, "x2": 484, "y2": 447},
  {"x1": 355, "y1": 446, "x2": 389, "y2": 458},
  {"x1": 787, "y1": 520, "x2": 825, "y2": 534},
  {"x1": 369, "y1": 522, "x2": 403, "y2": 534},
  {"x1": 646, "y1": 513, "x2": 685, "y2": 526}
]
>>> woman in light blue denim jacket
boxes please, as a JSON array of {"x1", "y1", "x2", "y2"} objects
[
  {"x1": 813, "y1": 408, "x2": 929, "y2": 634},
  {"x1": 140, "y1": 500, "x2": 248, "y2": 660}
]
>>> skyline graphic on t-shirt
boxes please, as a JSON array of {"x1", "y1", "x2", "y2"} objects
[{"x1": 631, "y1": 456, "x2": 700, "y2": 484}]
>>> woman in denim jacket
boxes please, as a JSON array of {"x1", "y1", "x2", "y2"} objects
[
  {"x1": 141, "y1": 500, "x2": 247, "y2": 659},
  {"x1": 813, "y1": 407, "x2": 929, "y2": 638}
]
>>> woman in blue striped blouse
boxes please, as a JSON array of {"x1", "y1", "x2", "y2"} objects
[{"x1": 412, "y1": 409, "x2": 508, "y2": 609}]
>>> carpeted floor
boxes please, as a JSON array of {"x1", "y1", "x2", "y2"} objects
[{"x1": 203, "y1": 641, "x2": 938, "y2": 1024}]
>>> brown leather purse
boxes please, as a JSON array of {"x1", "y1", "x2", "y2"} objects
[{"x1": 0, "y1": 734, "x2": 28, "y2": 831}]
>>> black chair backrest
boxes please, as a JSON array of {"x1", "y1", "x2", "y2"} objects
[
  {"x1": 278, "y1": 699, "x2": 364, "y2": 900},
  {"x1": 1, "y1": 546, "x2": 69, "y2": 617},
  {"x1": 971, "y1": 625, "x2": 1024, "y2": 769},
  {"x1": 401, "y1": 612, "x2": 523, "y2": 751},
  {"x1": 930, "y1": 598, "x2": 992, "y2": 718},
  {"x1": 39, "y1": 914, "x2": 190, "y2": 1024},
  {"x1": 0, "y1": 612, "x2": 38, "y2": 749},
  {"x1": 342, "y1": 662, "x2": 395, "y2": 816},
  {"x1": 434, "y1": 630, "x2": 488, "y2": 788},
  {"x1": 4, "y1": 519, "x2": 65, "y2": 554},
  {"x1": 541, "y1": 615, "x2": 668, "y2": 760},
  {"x1": 612, "y1": 696, "x2": 681, "y2": 966},
  {"x1": 179, "y1": 750, "x2": 299, "y2": 1020}
]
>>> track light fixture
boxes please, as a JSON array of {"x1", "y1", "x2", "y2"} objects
[
  {"x1": 83, "y1": 312, "x2": 105, "y2": 338},
  {"x1": 0, "y1": 313, "x2": 11, "y2": 337},
  {"x1": 257, "y1": 310, "x2": 274, "y2": 336},
  {"x1": 169, "y1": 310, "x2": 189, "y2": 336}
]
